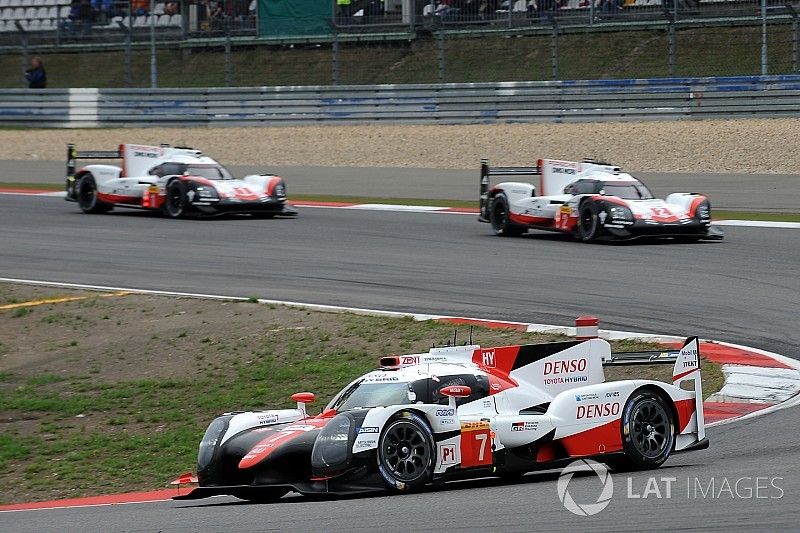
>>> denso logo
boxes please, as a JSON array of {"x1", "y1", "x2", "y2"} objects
[
  {"x1": 436, "y1": 409, "x2": 455, "y2": 417},
  {"x1": 543, "y1": 359, "x2": 587, "y2": 375},
  {"x1": 576, "y1": 403, "x2": 620, "y2": 419},
  {"x1": 481, "y1": 349, "x2": 496, "y2": 368}
]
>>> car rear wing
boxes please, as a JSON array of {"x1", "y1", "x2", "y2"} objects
[
  {"x1": 66, "y1": 143, "x2": 121, "y2": 180},
  {"x1": 607, "y1": 337, "x2": 705, "y2": 440},
  {"x1": 65, "y1": 143, "x2": 122, "y2": 198},
  {"x1": 479, "y1": 158, "x2": 541, "y2": 221}
]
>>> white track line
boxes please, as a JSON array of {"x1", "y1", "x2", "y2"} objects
[
  {"x1": 1, "y1": 275, "x2": 797, "y2": 422},
  {"x1": 0, "y1": 276, "x2": 796, "y2": 512},
  {"x1": 0, "y1": 191, "x2": 797, "y2": 227}
]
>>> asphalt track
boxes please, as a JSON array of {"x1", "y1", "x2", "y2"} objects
[
  {"x1": 1, "y1": 195, "x2": 799, "y2": 532},
  {"x1": 2, "y1": 159, "x2": 800, "y2": 211}
]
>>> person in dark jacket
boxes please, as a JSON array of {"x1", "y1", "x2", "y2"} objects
[{"x1": 25, "y1": 57, "x2": 47, "y2": 89}]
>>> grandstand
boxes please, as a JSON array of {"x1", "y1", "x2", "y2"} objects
[
  {"x1": 0, "y1": 0, "x2": 787, "y2": 37},
  {"x1": 0, "y1": 0, "x2": 182, "y2": 34},
  {"x1": 0, "y1": 0, "x2": 795, "y2": 88}
]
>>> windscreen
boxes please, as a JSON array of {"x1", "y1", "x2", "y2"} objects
[
  {"x1": 601, "y1": 182, "x2": 653, "y2": 200},
  {"x1": 327, "y1": 379, "x2": 418, "y2": 411},
  {"x1": 186, "y1": 165, "x2": 234, "y2": 180}
]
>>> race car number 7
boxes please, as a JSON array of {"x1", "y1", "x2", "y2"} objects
[{"x1": 475, "y1": 433, "x2": 488, "y2": 461}]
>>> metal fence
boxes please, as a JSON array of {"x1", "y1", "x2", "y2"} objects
[
  {"x1": 1, "y1": 0, "x2": 800, "y2": 87},
  {"x1": 2, "y1": 75, "x2": 799, "y2": 127}
]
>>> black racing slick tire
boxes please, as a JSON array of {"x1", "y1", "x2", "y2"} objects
[
  {"x1": 163, "y1": 179, "x2": 189, "y2": 219},
  {"x1": 76, "y1": 174, "x2": 113, "y2": 214},
  {"x1": 619, "y1": 390, "x2": 675, "y2": 470},
  {"x1": 377, "y1": 412, "x2": 434, "y2": 492},
  {"x1": 576, "y1": 201, "x2": 600, "y2": 242},
  {"x1": 490, "y1": 194, "x2": 525, "y2": 237}
]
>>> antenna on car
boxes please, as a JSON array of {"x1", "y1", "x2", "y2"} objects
[
  {"x1": 453, "y1": 328, "x2": 457, "y2": 347},
  {"x1": 468, "y1": 326, "x2": 473, "y2": 345}
]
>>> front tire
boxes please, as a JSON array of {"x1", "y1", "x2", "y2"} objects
[
  {"x1": 163, "y1": 180, "x2": 189, "y2": 219},
  {"x1": 377, "y1": 413, "x2": 434, "y2": 492},
  {"x1": 76, "y1": 174, "x2": 112, "y2": 214},
  {"x1": 619, "y1": 390, "x2": 675, "y2": 470},
  {"x1": 577, "y1": 201, "x2": 600, "y2": 242},
  {"x1": 490, "y1": 194, "x2": 525, "y2": 237}
]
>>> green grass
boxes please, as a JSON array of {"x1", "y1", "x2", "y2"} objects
[
  {"x1": 712, "y1": 210, "x2": 800, "y2": 222},
  {"x1": 0, "y1": 25, "x2": 794, "y2": 88},
  {"x1": 0, "y1": 305, "x2": 722, "y2": 504},
  {"x1": 0, "y1": 182, "x2": 62, "y2": 191}
]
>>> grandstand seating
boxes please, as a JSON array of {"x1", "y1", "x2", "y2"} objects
[{"x1": 0, "y1": 0, "x2": 182, "y2": 33}]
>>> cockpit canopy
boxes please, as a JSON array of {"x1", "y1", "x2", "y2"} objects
[
  {"x1": 148, "y1": 162, "x2": 235, "y2": 180},
  {"x1": 564, "y1": 177, "x2": 654, "y2": 200},
  {"x1": 326, "y1": 370, "x2": 491, "y2": 412}
]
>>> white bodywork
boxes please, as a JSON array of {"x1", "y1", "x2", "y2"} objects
[
  {"x1": 76, "y1": 144, "x2": 282, "y2": 206},
  {"x1": 491, "y1": 159, "x2": 710, "y2": 234},
  {"x1": 220, "y1": 338, "x2": 705, "y2": 475}
]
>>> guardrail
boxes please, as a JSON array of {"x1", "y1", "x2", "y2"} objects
[{"x1": 2, "y1": 75, "x2": 800, "y2": 127}]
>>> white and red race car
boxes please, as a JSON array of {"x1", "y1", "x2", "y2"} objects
[
  {"x1": 65, "y1": 143, "x2": 297, "y2": 218},
  {"x1": 478, "y1": 158, "x2": 722, "y2": 242},
  {"x1": 176, "y1": 337, "x2": 707, "y2": 501}
]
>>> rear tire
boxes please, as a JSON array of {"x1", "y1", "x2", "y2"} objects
[
  {"x1": 76, "y1": 174, "x2": 112, "y2": 214},
  {"x1": 163, "y1": 180, "x2": 188, "y2": 219},
  {"x1": 377, "y1": 412, "x2": 434, "y2": 492},
  {"x1": 619, "y1": 390, "x2": 675, "y2": 470},
  {"x1": 577, "y1": 201, "x2": 600, "y2": 242},
  {"x1": 490, "y1": 194, "x2": 525, "y2": 237}
]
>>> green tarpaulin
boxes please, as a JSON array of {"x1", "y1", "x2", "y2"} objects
[{"x1": 258, "y1": 0, "x2": 332, "y2": 38}]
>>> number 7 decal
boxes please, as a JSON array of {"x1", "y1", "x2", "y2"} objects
[
  {"x1": 474, "y1": 433, "x2": 488, "y2": 461},
  {"x1": 460, "y1": 424, "x2": 493, "y2": 467}
]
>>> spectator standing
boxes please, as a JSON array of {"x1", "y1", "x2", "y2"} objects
[
  {"x1": 131, "y1": 0, "x2": 149, "y2": 16},
  {"x1": 77, "y1": 0, "x2": 96, "y2": 34},
  {"x1": 337, "y1": 0, "x2": 352, "y2": 24},
  {"x1": 25, "y1": 57, "x2": 47, "y2": 89},
  {"x1": 91, "y1": 0, "x2": 113, "y2": 22}
]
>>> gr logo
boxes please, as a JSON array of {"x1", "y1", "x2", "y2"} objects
[{"x1": 481, "y1": 349, "x2": 496, "y2": 368}]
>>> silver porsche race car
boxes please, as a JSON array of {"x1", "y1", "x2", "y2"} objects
[
  {"x1": 65, "y1": 143, "x2": 297, "y2": 218},
  {"x1": 479, "y1": 158, "x2": 723, "y2": 242}
]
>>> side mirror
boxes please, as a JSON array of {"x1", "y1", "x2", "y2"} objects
[
  {"x1": 292, "y1": 392, "x2": 315, "y2": 418},
  {"x1": 440, "y1": 385, "x2": 472, "y2": 398},
  {"x1": 440, "y1": 385, "x2": 471, "y2": 410}
]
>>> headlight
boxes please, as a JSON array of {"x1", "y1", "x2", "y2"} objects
[
  {"x1": 274, "y1": 182, "x2": 286, "y2": 198},
  {"x1": 696, "y1": 202, "x2": 710, "y2": 220},
  {"x1": 195, "y1": 186, "x2": 219, "y2": 199},
  {"x1": 608, "y1": 206, "x2": 633, "y2": 221},
  {"x1": 197, "y1": 415, "x2": 231, "y2": 470},
  {"x1": 311, "y1": 413, "x2": 354, "y2": 471}
]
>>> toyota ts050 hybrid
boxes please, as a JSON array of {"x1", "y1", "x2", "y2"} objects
[
  {"x1": 64, "y1": 143, "x2": 297, "y2": 218},
  {"x1": 175, "y1": 337, "x2": 707, "y2": 501},
  {"x1": 478, "y1": 158, "x2": 723, "y2": 242}
]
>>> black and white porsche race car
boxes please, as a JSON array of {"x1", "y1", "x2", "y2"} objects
[
  {"x1": 175, "y1": 337, "x2": 707, "y2": 501},
  {"x1": 479, "y1": 158, "x2": 722, "y2": 242},
  {"x1": 65, "y1": 143, "x2": 297, "y2": 218}
]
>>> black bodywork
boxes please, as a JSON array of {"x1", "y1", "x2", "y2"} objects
[
  {"x1": 586, "y1": 197, "x2": 719, "y2": 242},
  {"x1": 175, "y1": 410, "x2": 386, "y2": 500}
]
